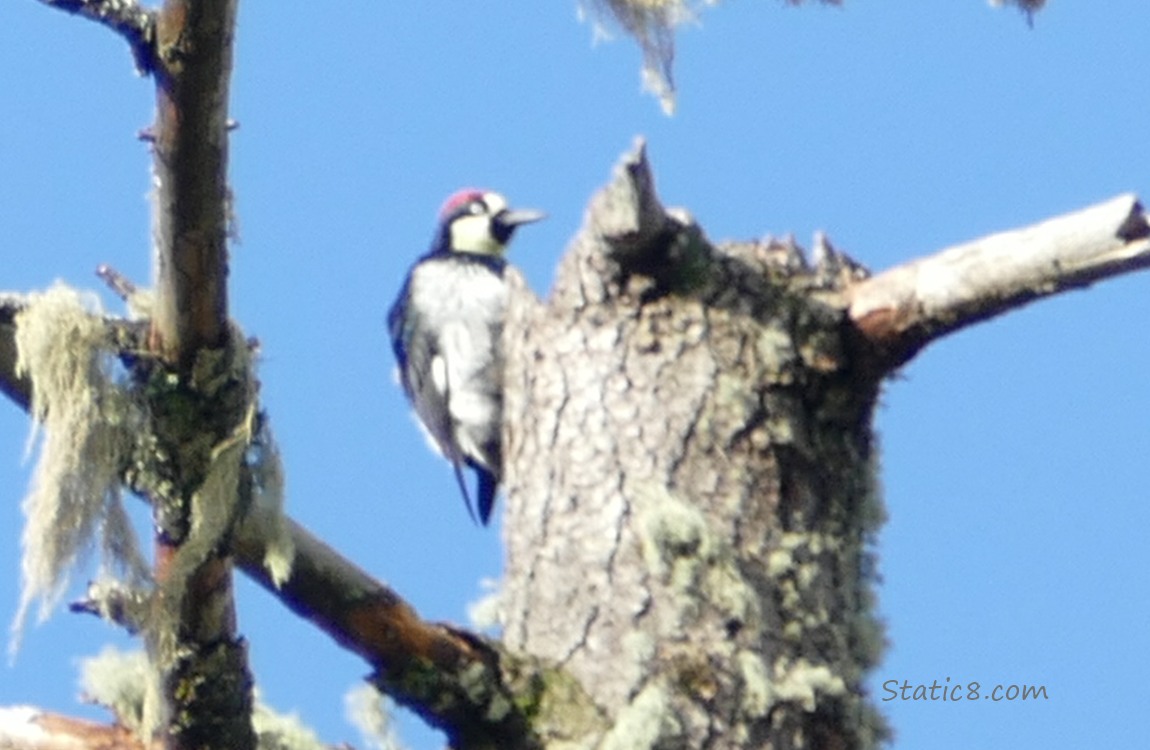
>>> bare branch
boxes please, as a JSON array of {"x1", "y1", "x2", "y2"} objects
[
  {"x1": 848, "y1": 194, "x2": 1150, "y2": 368},
  {"x1": 96, "y1": 264, "x2": 139, "y2": 303},
  {"x1": 36, "y1": 0, "x2": 157, "y2": 74},
  {"x1": 150, "y1": 0, "x2": 236, "y2": 370}
]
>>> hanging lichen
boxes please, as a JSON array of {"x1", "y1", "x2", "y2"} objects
[
  {"x1": 10, "y1": 283, "x2": 149, "y2": 653},
  {"x1": 580, "y1": 0, "x2": 693, "y2": 115}
]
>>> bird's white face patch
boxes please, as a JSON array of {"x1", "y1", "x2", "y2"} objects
[
  {"x1": 448, "y1": 192, "x2": 509, "y2": 256},
  {"x1": 481, "y1": 192, "x2": 507, "y2": 215}
]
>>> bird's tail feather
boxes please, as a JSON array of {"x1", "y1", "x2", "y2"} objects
[
  {"x1": 476, "y1": 469, "x2": 497, "y2": 526},
  {"x1": 451, "y1": 460, "x2": 479, "y2": 524}
]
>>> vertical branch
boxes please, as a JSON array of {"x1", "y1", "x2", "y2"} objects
[
  {"x1": 145, "y1": 1, "x2": 254, "y2": 749},
  {"x1": 152, "y1": 0, "x2": 234, "y2": 367}
]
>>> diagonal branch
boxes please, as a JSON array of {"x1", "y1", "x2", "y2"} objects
[
  {"x1": 847, "y1": 194, "x2": 1150, "y2": 369},
  {"x1": 233, "y1": 516, "x2": 557, "y2": 749},
  {"x1": 36, "y1": 0, "x2": 157, "y2": 73}
]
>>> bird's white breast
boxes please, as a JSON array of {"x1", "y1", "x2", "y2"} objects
[{"x1": 407, "y1": 258, "x2": 506, "y2": 463}]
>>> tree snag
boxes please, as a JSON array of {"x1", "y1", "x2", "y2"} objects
[{"x1": 499, "y1": 140, "x2": 1150, "y2": 749}]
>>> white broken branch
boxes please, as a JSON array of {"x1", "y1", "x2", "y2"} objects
[{"x1": 848, "y1": 194, "x2": 1150, "y2": 363}]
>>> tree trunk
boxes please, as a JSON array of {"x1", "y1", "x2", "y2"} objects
[{"x1": 502, "y1": 142, "x2": 887, "y2": 749}]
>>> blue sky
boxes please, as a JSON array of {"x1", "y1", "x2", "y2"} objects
[{"x1": 2, "y1": 1, "x2": 1148, "y2": 748}]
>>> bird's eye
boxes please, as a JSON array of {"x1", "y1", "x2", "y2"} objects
[{"x1": 468, "y1": 200, "x2": 487, "y2": 215}]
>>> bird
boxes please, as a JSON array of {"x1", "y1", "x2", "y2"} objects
[{"x1": 387, "y1": 189, "x2": 544, "y2": 524}]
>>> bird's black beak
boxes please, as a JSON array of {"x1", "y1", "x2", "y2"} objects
[{"x1": 492, "y1": 208, "x2": 546, "y2": 243}]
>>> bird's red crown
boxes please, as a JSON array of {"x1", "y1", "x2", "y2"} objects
[{"x1": 439, "y1": 189, "x2": 489, "y2": 220}]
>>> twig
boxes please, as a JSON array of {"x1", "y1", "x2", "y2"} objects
[
  {"x1": 36, "y1": 0, "x2": 157, "y2": 74},
  {"x1": 96, "y1": 264, "x2": 138, "y2": 302}
]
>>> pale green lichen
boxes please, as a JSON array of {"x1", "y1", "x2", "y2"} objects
[
  {"x1": 639, "y1": 491, "x2": 756, "y2": 630},
  {"x1": 767, "y1": 531, "x2": 844, "y2": 641},
  {"x1": 145, "y1": 325, "x2": 271, "y2": 672},
  {"x1": 466, "y1": 577, "x2": 503, "y2": 632},
  {"x1": 598, "y1": 679, "x2": 681, "y2": 750},
  {"x1": 579, "y1": 0, "x2": 701, "y2": 114},
  {"x1": 501, "y1": 657, "x2": 608, "y2": 744},
  {"x1": 344, "y1": 683, "x2": 405, "y2": 750},
  {"x1": 252, "y1": 697, "x2": 328, "y2": 750},
  {"x1": 82, "y1": 646, "x2": 331, "y2": 750},
  {"x1": 737, "y1": 651, "x2": 772, "y2": 718},
  {"x1": 766, "y1": 546, "x2": 793, "y2": 578},
  {"x1": 767, "y1": 657, "x2": 847, "y2": 713},
  {"x1": 639, "y1": 487, "x2": 710, "y2": 578},
  {"x1": 623, "y1": 629, "x2": 656, "y2": 667},
  {"x1": 155, "y1": 394, "x2": 255, "y2": 662},
  {"x1": 245, "y1": 415, "x2": 294, "y2": 588},
  {"x1": 79, "y1": 645, "x2": 157, "y2": 735},
  {"x1": 11, "y1": 283, "x2": 149, "y2": 654}
]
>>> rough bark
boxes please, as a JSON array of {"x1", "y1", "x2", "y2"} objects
[
  {"x1": 500, "y1": 143, "x2": 1150, "y2": 748},
  {"x1": 503, "y1": 142, "x2": 886, "y2": 749}
]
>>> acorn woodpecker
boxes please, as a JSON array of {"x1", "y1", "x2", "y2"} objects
[{"x1": 388, "y1": 189, "x2": 544, "y2": 524}]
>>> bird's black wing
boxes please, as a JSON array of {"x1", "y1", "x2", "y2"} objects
[{"x1": 388, "y1": 279, "x2": 479, "y2": 522}]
